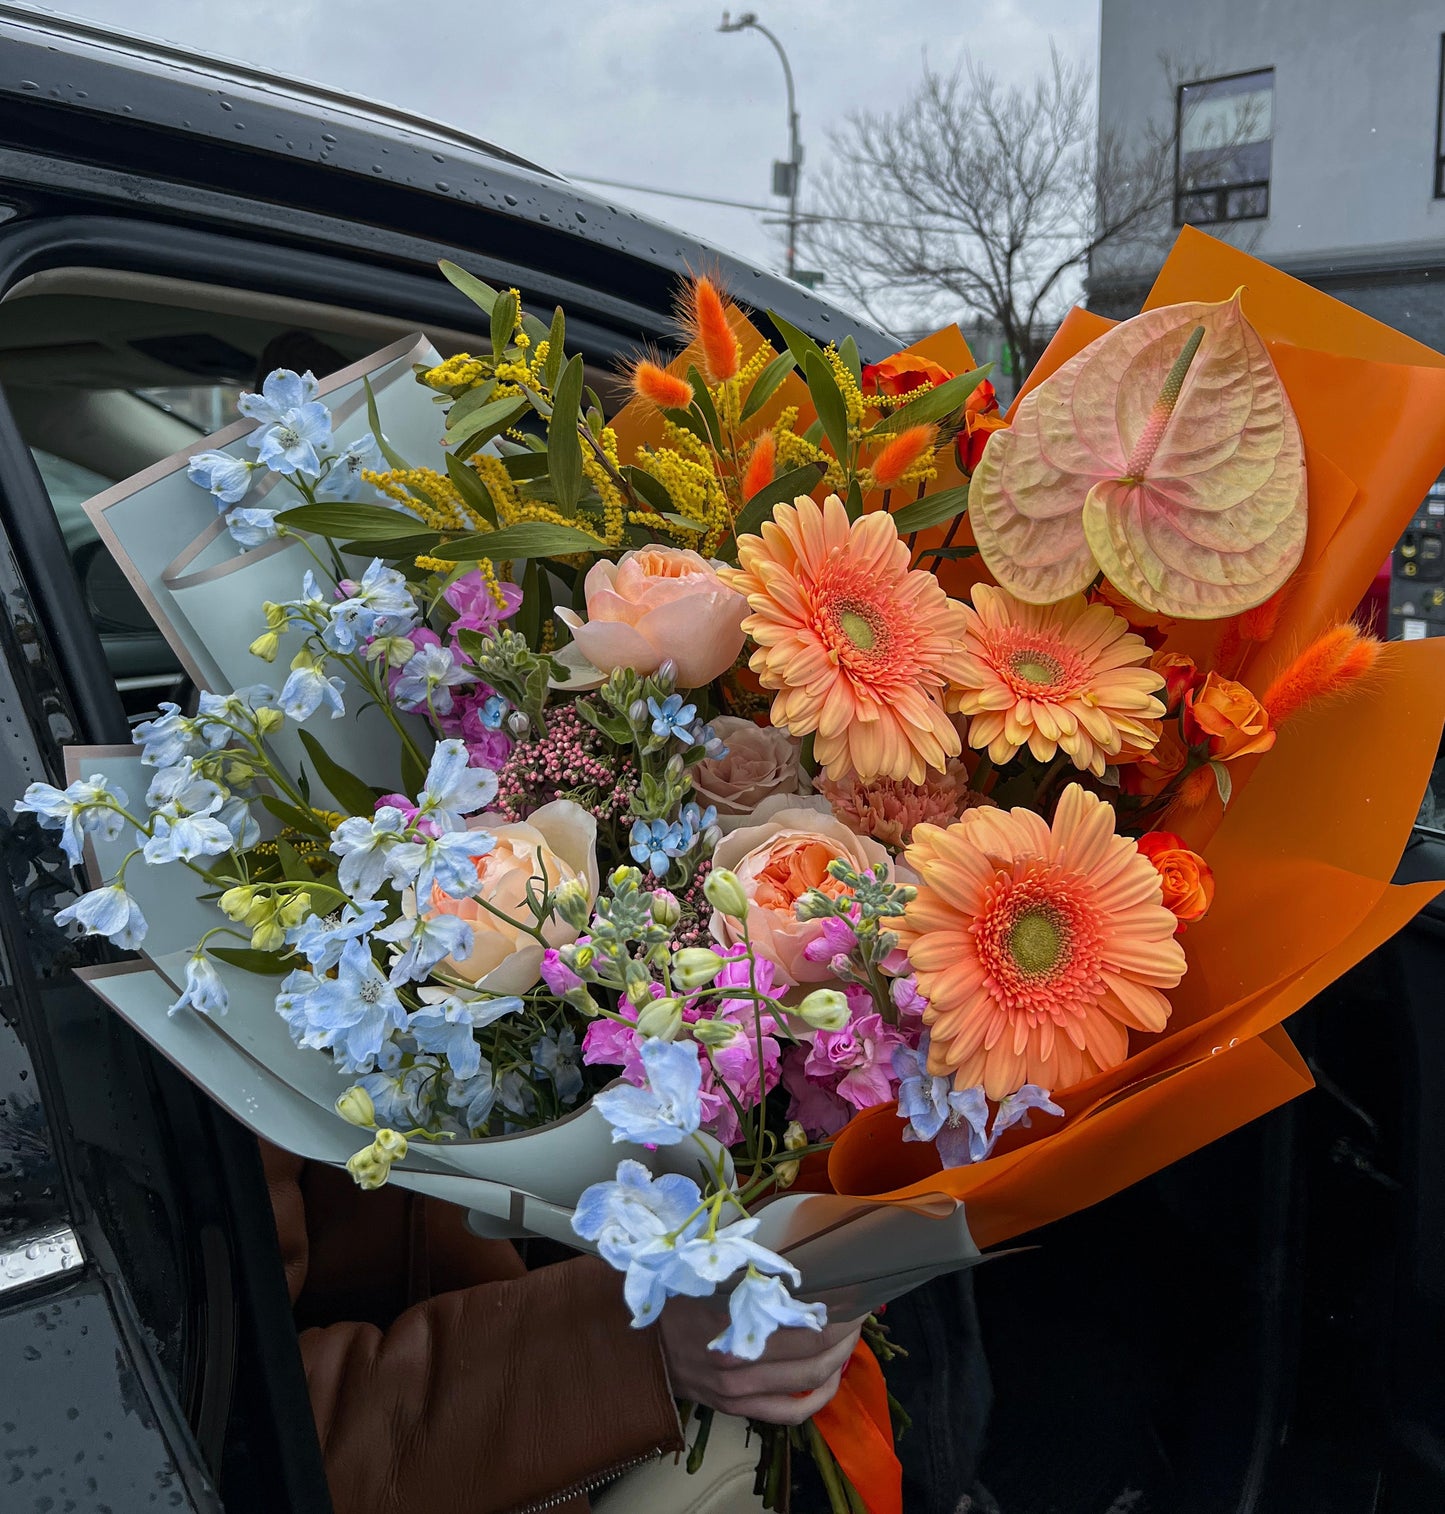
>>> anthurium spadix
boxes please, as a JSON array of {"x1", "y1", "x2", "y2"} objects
[{"x1": 970, "y1": 293, "x2": 1307, "y2": 618}]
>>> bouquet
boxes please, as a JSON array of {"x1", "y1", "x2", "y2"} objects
[{"x1": 22, "y1": 228, "x2": 1445, "y2": 1514}]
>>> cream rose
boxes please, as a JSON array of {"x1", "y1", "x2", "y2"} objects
[
  {"x1": 692, "y1": 717, "x2": 808, "y2": 832},
  {"x1": 555, "y1": 546, "x2": 746, "y2": 689},
  {"x1": 708, "y1": 796, "x2": 891, "y2": 983},
  {"x1": 427, "y1": 800, "x2": 599, "y2": 995}
]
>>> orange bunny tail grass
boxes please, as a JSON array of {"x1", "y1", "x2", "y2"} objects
[
  {"x1": 1261, "y1": 622, "x2": 1383, "y2": 728},
  {"x1": 1173, "y1": 765, "x2": 1218, "y2": 811},
  {"x1": 870, "y1": 425, "x2": 938, "y2": 490},
  {"x1": 629, "y1": 357, "x2": 694, "y2": 411},
  {"x1": 741, "y1": 432, "x2": 776, "y2": 501},
  {"x1": 1215, "y1": 585, "x2": 1290, "y2": 675},
  {"x1": 680, "y1": 273, "x2": 741, "y2": 384}
]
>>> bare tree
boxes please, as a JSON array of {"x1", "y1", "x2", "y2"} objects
[{"x1": 800, "y1": 49, "x2": 1226, "y2": 377}]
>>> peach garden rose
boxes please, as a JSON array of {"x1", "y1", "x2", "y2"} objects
[
  {"x1": 555, "y1": 546, "x2": 746, "y2": 689},
  {"x1": 707, "y1": 796, "x2": 892, "y2": 984},
  {"x1": 691, "y1": 716, "x2": 807, "y2": 832},
  {"x1": 427, "y1": 799, "x2": 599, "y2": 996}
]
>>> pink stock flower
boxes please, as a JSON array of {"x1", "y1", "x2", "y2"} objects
[
  {"x1": 445, "y1": 570, "x2": 523, "y2": 635},
  {"x1": 803, "y1": 1009, "x2": 903, "y2": 1112},
  {"x1": 376, "y1": 793, "x2": 439, "y2": 838},
  {"x1": 802, "y1": 913, "x2": 859, "y2": 967},
  {"x1": 782, "y1": 1050, "x2": 852, "y2": 1138},
  {"x1": 540, "y1": 946, "x2": 583, "y2": 996}
]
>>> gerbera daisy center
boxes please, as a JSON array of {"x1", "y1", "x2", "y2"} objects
[
  {"x1": 1009, "y1": 907, "x2": 1065, "y2": 975},
  {"x1": 1008, "y1": 647, "x2": 1068, "y2": 688},
  {"x1": 839, "y1": 609, "x2": 877, "y2": 651}
]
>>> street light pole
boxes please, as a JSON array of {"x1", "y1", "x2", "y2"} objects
[{"x1": 719, "y1": 10, "x2": 802, "y2": 280}]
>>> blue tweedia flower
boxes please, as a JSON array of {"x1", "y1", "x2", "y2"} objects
[
  {"x1": 288, "y1": 899, "x2": 388, "y2": 971},
  {"x1": 572, "y1": 1160, "x2": 711, "y2": 1325},
  {"x1": 279, "y1": 651, "x2": 346, "y2": 722},
  {"x1": 648, "y1": 694, "x2": 697, "y2": 743},
  {"x1": 375, "y1": 909, "x2": 473, "y2": 984},
  {"x1": 391, "y1": 642, "x2": 470, "y2": 714},
  {"x1": 387, "y1": 828, "x2": 493, "y2": 902},
  {"x1": 330, "y1": 808, "x2": 411, "y2": 901},
  {"x1": 284, "y1": 937, "x2": 407, "y2": 1073},
  {"x1": 414, "y1": 739, "x2": 498, "y2": 831},
  {"x1": 54, "y1": 884, "x2": 147, "y2": 949},
  {"x1": 132, "y1": 704, "x2": 208, "y2": 768},
  {"x1": 679, "y1": 801, "x2": 716, "y2": 840},
  {"x1": 241, "y1": 369, "x2": 333, "y2": 477},
  {"x1": 694, "y1": 722, "x2": 727, "y2": 760},
  {"x1": 141, "y1": 793, "x2": 236, "y2": 863},
  {"x1": 532, "y1": 1028, "x2": 583, "y2": 1104},
  {"x1": 480, "y1": 695, "x2": 508, "y2": 731},
  {"x1": 188, "y1": 450, "x2": 258, "y2": 507},
  {"x1": 225, "y1": 507, "x2": 280, "y2": 546},
  {"x1": 314, "y1": 433, "x2": 384, "y2": 502},
  {"x1": 409, "y1": 995, "x2": 522, "y2": 1081},
  {"x1": 169, "y1": 952, "x2": 228, "y2": 1017},
  {"x1": 16, "y1": 775, "x2": 128, "y2": 864},
  {"x1": 892, "y1": 1036, "x2": 1062, "y2": 1168},
  {"x1": 708, "y1": 1269, "x2": 827, "y2": 1361},
  {"x1": 594, "y1": 1037, "x2": 703, "y2": 1147}
]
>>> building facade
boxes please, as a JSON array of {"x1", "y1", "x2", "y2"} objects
[{"x1": 1091, "y1": 0, "x2": 1445, "y2": 640}]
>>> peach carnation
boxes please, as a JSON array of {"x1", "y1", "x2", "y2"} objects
[{"x1": 819, "y1": 760, "x2": 990, "y2": 850}]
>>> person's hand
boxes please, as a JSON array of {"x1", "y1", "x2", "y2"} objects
[{"x1": 659, "y1": 1298, "x2": 864, "y2": 1425}]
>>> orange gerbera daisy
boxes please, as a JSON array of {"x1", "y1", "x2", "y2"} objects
[
  {"x1": 949, "y1": 585, "x2": 1165, "y2": 776},
  {"x1": 721, "y1": 494, "x2": 971, "y2": 784},
  {"x1": 897, "y1": 785, "x2": 1185, "y2": 1098}
]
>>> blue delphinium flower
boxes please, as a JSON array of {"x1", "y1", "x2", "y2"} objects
[
  {"x1": 594, "y1": 1037, "x2": 703, "y2": 1147},
  {"x1": 497, "y1": 1068, "x2": 537, "y2": 1119},
  {"x1": 285, "y1": 937, "x2": 407, "y2": 1073},
  {"x1": 387, "y1": 828, "x2": 492, "y2": 902},
  {"x1": 132, "y1": 703, "x2": 208, "y2": 768},
  {"x1": 288, "y1": 899, "x2": 388, "y2": 971},
  {"x1": 330, "y1": 808, "x2": 412, "y2": 901},
  {"x1": 188, "y1": 450, "x2": 259, "y2": 507},
  {"x1": 54, "y1": 884, "x2": 147, "y2": 949},
  {"x1": 169, "y1": 952, "x2": 228, "y2": 1017},
  {"x1": 532, "y1": 1028, "x2": 584, "y2": 1104},
  {"x1": 414, "y1": 739, "x2": 498, "y2": 831},
  {"x1": 314, "y1": 433, "x2": 384, "y2": 502},
  {"x1": 375, "y1": 910, "x2": 473, "y2": 984},
  {"x1": 279, "y1": 651, "x2": 346, "y2": 722},
  {"x1": 446, "y1": 1063, "x2": 498, "y2": 1131},
  {"x1": 217, "y1": 796, "x2": 260, "y2": 850},
  {"x1": 708, "y1": 1269, "x2": 827, "y2": 1361},
  {"x1": 408, "y1": 996, "x2": 522, "y2": 1082},
  {"x1": 391, "y1": 642, "x2": 471, "y2": 715},
  {"x1": 16, "y1": 775, "x2": 128, "y2": 864},
  {"x1": 225, "y1": 507, "x2": 280, "y2": 546},
  {"x1": 322, "y1": 560, "x2": 418, "y2": 653},
  {"x1": 241, "y1": 369, "x2": 334, "y2": 477},
  {"x1": 145, "y1": 761, "x2": 222, "y2": 813},
  {"x1": 142, "y1": 801, "x2": 236, "y2": 864},
  {"x1": 648, "y1": 694, "x2": 697, "y2": 742}
]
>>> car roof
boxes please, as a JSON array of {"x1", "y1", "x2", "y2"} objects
[{"x1": 0, "y1": 5, "x2": 887, "y2": 351}]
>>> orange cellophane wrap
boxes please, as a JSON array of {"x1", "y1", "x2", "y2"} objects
[
  {"x1": 812, "y1": 1340, "x2": 903, "y2": 1514},
  {"x1": 606, "y1": 233, "x2": 1445, "y2": 1255}
]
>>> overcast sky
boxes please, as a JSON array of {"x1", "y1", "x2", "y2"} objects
[{"x1": 27, "y1": 0, "x2": 1099, "y2": 317}]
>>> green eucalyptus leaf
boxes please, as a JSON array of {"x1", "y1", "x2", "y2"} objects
[
  {"x1": 803, "y1": 349, "x2": 849, "y2": 469},
  {"x1": 686, "y1": 365, "x2": 723, "y2": 449},
  {"x1": 867, "y1": 365, "x2": 993, "y2": 436},
  {"x1": 438, "y1": 259, "x2": 501, "y2": 316},
  {"x1": 839, "y1": 335, "x2": 862, "y2": 386},
  {"x1": 299, "y1": 730, "x2": 380, "y2": 817},
  {"x1": 889, "y1": 485, "x2": 971, "y2": 534},
  {"x1": 544, "y1": 305, "x2": 566, "y2": 389},
  {"x1": 548, "y1": 354, "x2": 585, "y2": 511},
  {"x1": 338, "y1": 532, "x2": 441, "y2": 558},
  {"x1": 622, "y1": 465, "x2": 675, "y2": 514},
  {"x1": 260, "y1": 795, "x2": 330, "y2": 838},
  {"x1": 364, "y1": 377, "x2": 413, "y2": 472},
  {"x1": 427, "y1": 520, "x2": 604, "y2": 563},
  {"x1": 490, "y1": 289, "x2": 518, "y2": 359},
  {"x1": 767, "y1": 310, "x2": 829, "y2": 373},
  {"x1": 445, "y1": 395, "x2": 529, "y2": 449},
  {"x1": 445, "y1": 453, "x2": 499, "y2": 526},
  {"x1": 276, "y1": 502, "x2": 424, "y2": 539},
  {"x1": 732, "y1": 461, "x2": 826, "y2": 541},
  {"x1": 501, "y1": 452, "x2": 552, "y2": 481}
]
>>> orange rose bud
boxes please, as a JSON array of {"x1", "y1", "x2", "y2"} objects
[
  {"x1": 1150, "y1": 651, "x2": 1200, "y2": 714},
  {"x1": 631, "y1": 359, "x2": 694, "y2": 411},
  {"x1": 1136, "y1": 830, "x2": 1215, "y2": 932},
  {"x1": 861, "y1": 352, "x2": 955, "y2": 397},
  {"x1": 741, "y1": 432, "x2": 776, "y2": 501},
  {"x1": 1118, "y1": 718, "x2": 1188, "y2": 797},
  {"x1": 1182, "y1": 671, "x2": 1276, "y2": 761},
  {"x1": 870, "y1": 424, "x2": 938, "y2": 490},
  {"x1": 684, "y1": 275, "x2": 740, "y2": 384}
]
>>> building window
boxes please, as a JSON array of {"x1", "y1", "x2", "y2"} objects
[
  {"x1": 1435, "y1": 35, "x2": 1445, "y2": 197},
  {"x1": 1175, "y1": 68, "x2": 1275, "y2": 225}
]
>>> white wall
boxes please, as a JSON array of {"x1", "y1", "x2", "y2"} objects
[{"x1": 1099, "y1": 0, "x2": 1445, "y2": 269}]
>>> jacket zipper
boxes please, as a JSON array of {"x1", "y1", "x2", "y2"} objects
[{"x1": 515, "y1": 1441, "x2": 680, "y2": 1513}]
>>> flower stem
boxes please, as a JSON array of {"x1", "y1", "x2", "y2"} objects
[{"x1": 803, "y1": 1422, "x2": 853, "y2": 1514}]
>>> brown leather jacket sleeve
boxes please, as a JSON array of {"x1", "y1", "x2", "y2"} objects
[{"x1": 262, "y1": 1145, "x2": 684, "y2": 1514}]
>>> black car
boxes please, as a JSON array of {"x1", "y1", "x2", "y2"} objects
[{"x1": 1, "y1": 10, "x2": 1443, "y2": 1514}]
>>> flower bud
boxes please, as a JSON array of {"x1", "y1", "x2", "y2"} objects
[
  {"x1": 610, "y1": 864, "x2": 641, "y2": 891},
  {"x1": 506, "y1": 710, "x2": 530, "y2": 737},
  {"x1": 650, "y1": 888, "x2": 682, "y2": 928},
  {"x1": 262, "y1": 601, "x2": 289, "y2": 631},
  {"x1": 255, "y1": 706, "x2": 285, "y2": 736},
  {"x1": 798, "y1": 988, "x2": 850, "y2": 1032},
  {"x1": 248, "y1": 912, "x2": 287, "y2": 953},
  {"x1": 218, "y1": 885, "x2": 257, "y2": 921},
  {"x1": 703, "y1": 867, "x2": 749, "y2": 920},
  {"x1": 564, "y1": 987, "x2": 602, "y2": 1017},
  {"x1": 773, "y1": 1159, "x2": 801, "y2": 1190},
  {"x1": 335, "y1": 1086, "x2": 376, "y2": 1127},
  {"x1": 671, "y1": 947, "x2": 724, "y2": 990},
  {"x1": 570, "y1": 944, "x2": 596, "y2": 973},
  {"x1": 665, "y1": 754, "x2": 686, "y2": 783},
  {"x1": 278, "y1": 891, "x2": 313, "y2": 929},
  {"x1": 783, "y1": 1120, "x2": 808, "y2": 1152},
  {"x1": 692, "y1": 1016, "x2": 740, "y2": 1049},
  {"x1": 248, "y1": 630, "x2": 280, "y2": 663},
  {"x1": 552, "y1": 876, "x2": 593, "y2": 930},
  {"x1": 628, "y1": 699, "x2": 649, "y2": 728},
  {"x1": 346, "y1": 1146, "x2": 389, "y2": 1190},
  {"x1": 625, "y1": 974, "x2": 655, "y2": 1009},
  {"x1": 636, "y1": 996, "x2": 683, "y2": 1041},
  {"x1": 373, "y1": 1128, "x2": 409, "y2": 1162},
  {"x1": 657, "y1": 658, "x2": 678, "y2": 687}
]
